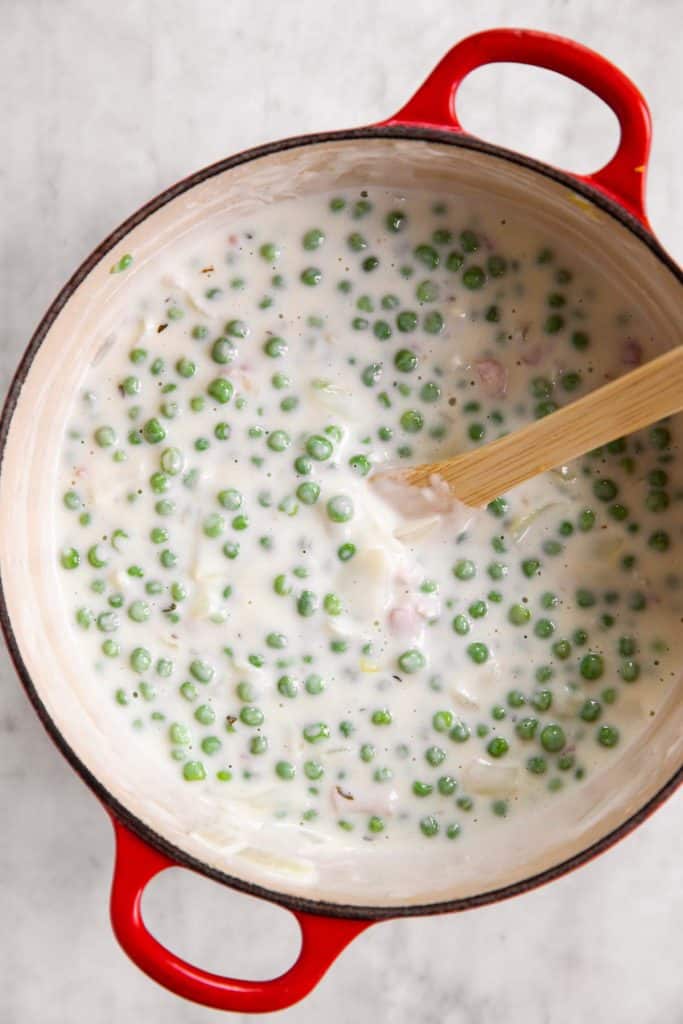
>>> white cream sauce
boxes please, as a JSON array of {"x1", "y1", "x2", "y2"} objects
[{"x1": 55, "y1": 188, "x2": 682, "y2": 863}]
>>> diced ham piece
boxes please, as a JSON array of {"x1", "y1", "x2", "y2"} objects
[
  {"x1": 621, "y1": 338, "x2": 643, "y2": 367},
  {"x1": 474, "y1": 358, "x2": 508, "y2": 397},
  {"x1": 388, "y1": 604, "x2": 421, "y2": 637}
]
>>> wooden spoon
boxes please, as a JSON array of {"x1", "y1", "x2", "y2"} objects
[{"x1": 393, "y1": 347, "x2": 683, "y2": 507}]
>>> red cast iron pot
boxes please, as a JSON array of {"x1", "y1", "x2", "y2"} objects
[{"x1": 1, "y1": 28, "x2": 681, "y2": 1014}]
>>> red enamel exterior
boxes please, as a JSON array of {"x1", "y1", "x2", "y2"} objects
[
  {"x1": 102, "y1": 27, "x2": 652, "y2": 1013},
  {"x1": 110, "y1": 817, "x2": 373, "y2": 1012},
  {"x1": 385, "y1": 28, "x2": 652, "y2": 227}
]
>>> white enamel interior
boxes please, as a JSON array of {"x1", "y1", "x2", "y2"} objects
[{"x1": 1, "y1": 137, "x2": 681, "y2": 908}]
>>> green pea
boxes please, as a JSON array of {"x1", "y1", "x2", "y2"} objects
[
  {"x1": 302, "y1": 227, "x2": 325, "y2": 250},
  {"x1": 143, "y1": 418, "x2": 166, "y2": 444},
  {"x1": 175, "y1": 357, "x2": 196, "y2": 379},
  {"x1": 504, "y1": 691, "x2": 524, "y2": 710},
  {"x1": 97, "y1": 611, "x2": 119, "y2": 633},
  {"x1": 300, "y1": 267, "x2": 322, "y2": 286},
  {"x1": 128, "y1": 600, "x2": 150, "y2": 623},
  {"x1": 190, "y1": 659, "x2": 214, "y2": 683},
  {"x1": 297, "y1": 590, "x2": 318, "y2": 617},
  {"x1": 431, "y1": 225, "x2": 451, "y2": 243},
  {"x1": 467, "y1": 643, "x2": 489, "y2": 664},
  {"x1": 95, "y1": 425, "x2": 116, "y2": 448},
  {"x1": 453, "y1": 559, "x2": 476, "y2": 581},
  {"x1": 259, "y1": 242, "x2": 280, "y2": 262},
  {"x1": 450, "y1": 720, "x2": 471, "y2": 743},
  {"x1": 544, "y1": 313, "x2": 564, "y2": 333},
  {"x1": 305, "y1": 435, "x2": 332, "y2": 461},
  {"x1": 367, "y1": 319, "x2": 391, "y2": 343},
  {"x1": 540, "y1": 724, "x2": 566, "y2": 752},
  {"x1": 432, "y1": 710, "x2": 454, "y2": 733},
  {"x1": 371, "y1": 709, "x2": 392, "y2": 726},
  {"x1": 620, "y1": 659, "x2": 640, "y2": 682},
  {"x1": 301, "y1": 759, "x2": 324, "y2": 782},
  {"x1": 487, "y1": 497, "x2": 509, "y2": 519},
  {"x1": 413, "y1": 244, "x2": 439, "y2": 269},
  {"x1": 303, "y1": 722, "x2": 330, "y2": 743},
  {"x1": 199, "y1": 737, "x2": 221, "y2": 756},
  {"x1": 170, "y1": 722, "x2": 191, "y2": 746},
  {"x1": 195, "y1": 704, "x2": 216, "y2": 726},
  {"x1": 240, "y1": 706, "x2": 264, "y2": 727},
  {"x1": 419, "y1": 816, "x2": 439, "y2": 837},
  {"x1": 487, "y1": 254, "x2": 507, "y2": 277},
  {"x1": 327, "y1": 494, "x2": 354, "y2": 523},
  {"x1": 416, "y1": 279, "x2": 438, "y2": 303},
  {"x1": 527, "y1": 756, "x2": 547, "y2": 775},
  {"x1": 338, "y1": 542, "x2": 356, "y2": 562},
  {"x1": 516, "y1": 717, "x2": 538, "y2": 740},
  {"x1": 534, "y1": 618, "x2": 555, "y2": 639},
  {"x1": 508, "y1": 604, "x2": 531, "y2": 626},
  {"x1": 386, "y1": 210, "x2": 406, "y2": 232},
  {"x1": 522, "y1": 558, "x2": 541, "y2": 578},
  {"x1": 130, "y1": 647, "x2": 151, "y2": 673},
  {"x1": 424, "y1": 311, "x2": 444, "y2": 334},
  {"x1": 179, "y1": 682, "x2": 197, "y2": 702},
  {"x1": 211, "y1": 336, "x2": 237, "y2": 365},
  {"x1": 532, "y1": 690, "x2": 552, "y2": 711},
  {"x1": 437, "y1": 775, "x2": 457, "y2": 796},
  {"x1": 266, "y1": 429, "x2": 290, "y2": 453},
  {"x1": 294, "y1": 481, "x2": 318, "y2": 506},
  {"x1": 597, "y1": 724, "x2": 620, "y2": 747},
  {"x1": 413, "y1": 780, "x2": 434, "y2": 797},
  {"x1": 396, "y1": 310, "x2": 418, "y2": 332},
  {"x1": 323, "y1": 592, "x2": 342, "y2": 616},
  {"x1": 460, "y1": 229, "x2": 478, "y2": 252},
  {"x1": 446, "y1": 251, "x2": 464, "y2": 272},
  {"x1": 304, "y1": 673, "x2": 325, "y2": 696},
  {"x1": 394, "y1": 348, "x2": 417, "y2": 373},
  {"x1": 450, "y1": 612, "x2": 469, "y2": 636},
  {"x1": 580, "y1": 653, "x2": 604, "y2": 680},
  {"x1": 561, "y1": 371, "x2": 581, "y2": 391},
  {"x1": 580, "y1": 699, "x2": 602, "y2": 722},
  {"x1": 207, "y1": 378, "x2": 234, "y2": 404},
  {"x1": 400, "y1": 410, "x2": 423, "y2": 433},
  {"x1": 487, "y1": 737, "x2": 509, "y2": 758},
  {"x1": 462, "y1": 266, "x2": 485, "y2": 290},
  {"x1": 532, "y1": 374, "x2": 552, "y2": 397},
  {"x1": 275, "y1": 760, "x2": 296, "y2": 780},
  {"x1": 398, "y1": 650, "x2": 425, "y2": 674},
  {"x1": 649, "y1": 530, "x2": 670, "y2": 552},
  {"x1": 86, "y1": 543, "x2": 107, "y2": 569},
  {"x1": 593, "y1": 478, "x2": 618, "y2": 502},
  {"x1": 277, "y1": 674, "x2": 298, "y2": 698},
  {"x1": 649, "y1": 426, "x2": 671, "y2": 450}
]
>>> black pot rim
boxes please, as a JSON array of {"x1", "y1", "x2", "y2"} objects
[{"x1": 1, "y1": 123, "x2": 681, "y2": 923}]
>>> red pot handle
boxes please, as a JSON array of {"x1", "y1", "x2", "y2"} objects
[
  {"x1": 109, "y1": 818, "x2": 373, "y2": 1013},
  {"x1": 384, "y1": 27, "x2": 652, "y2": 226}
]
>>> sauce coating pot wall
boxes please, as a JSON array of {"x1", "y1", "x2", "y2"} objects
[{"x1": 0, "y1": 29, "x2": 681, "y2": 1014}]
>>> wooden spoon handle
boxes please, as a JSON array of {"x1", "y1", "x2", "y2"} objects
[{"x1": 403, "y1": 346, "x2": 683, "y2": 507}]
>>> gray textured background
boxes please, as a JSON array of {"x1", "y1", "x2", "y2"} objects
[{"x1": 1, "y1": 2, "x2": 681, "y2": 1022}]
